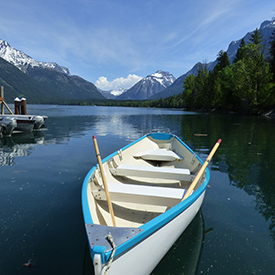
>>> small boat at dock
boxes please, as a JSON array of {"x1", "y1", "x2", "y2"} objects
[
  {"x1": 0, "y1": 114, "x2": 47, "y2": 133},
  {"x1": 0, "y1": 116, "x2": 17, "y2": 136},
  {"x1": 82, "y1": 133, "x2": 221, "y2": 275},
  {"x1": 0, "y1": 88, "x2": 47, "y2": 136}
]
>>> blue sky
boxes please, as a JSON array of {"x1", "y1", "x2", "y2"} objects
[{"x1": 0, "y1": 0, "x2": 274, "y2": 90}]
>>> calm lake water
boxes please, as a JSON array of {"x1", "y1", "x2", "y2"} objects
[{"x1": 1, "y1": 105, "x2": 275, "y2": 275}]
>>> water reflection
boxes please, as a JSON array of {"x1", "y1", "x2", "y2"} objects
[
  {"x1": 1, "y1": 106, "x2": 275, "y2": 274},
  {"x1": 178, "y1": 114, "x2": 275, "y2": 248},
  {"x1": 0, "y1": 132, "x2": 44, "y2": 166},
  {"x1": 93, "y1": 114, "x2": 183, "y2": 140},
  {"x1": 0, "y1": 108, "x2": 186, "y2": 168},
  {"x1": 1, "y1": 106, "x2": 275, "y2": 249},
  {"x1": 41, "y1": 113, "x2": 185, "y2": 145},
  {"x1": 151, "y1": 210, "x2": 205, "y2": 275}
]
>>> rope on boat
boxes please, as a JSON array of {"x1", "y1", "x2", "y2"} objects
[{"x1": 104, "y1": 234, "x2": 116, "y2": 275}]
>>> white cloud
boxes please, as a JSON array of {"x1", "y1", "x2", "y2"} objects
[{"x1": 95, "y1": 74, "x2": 142, "y2": 91}]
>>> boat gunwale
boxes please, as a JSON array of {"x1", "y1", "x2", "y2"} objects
[{"x1": 81, "y1": 133, "x2": 210, "y2": 264}]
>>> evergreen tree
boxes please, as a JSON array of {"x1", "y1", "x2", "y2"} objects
[
  {"x1": 234, "y1": 38, "x2": 246, "y2": 63},
  {"x1": 214, "y1": 50, "x2": 230, "y2": 72},
  {"x1": 269, "y1": 28, "x2": 275, "y2": 81},
  {"x1": 194, "y1": 65, "x2": 209, "y2": 108},
  {"x1": 181, "y1": 26, "x2": 275, "y2": 113},
  {"x1": 250, "y1": 28, "x2": 263, "y2": 45},
  {"x1": 234, "y1": 42, "x2": 272, "y2": 112},
  {"x1": 182, "y1": 74, "x2": 196, "y2": 109},
  {"x1": 217, "y1": 65, "x2": 235, "y2": 110}
]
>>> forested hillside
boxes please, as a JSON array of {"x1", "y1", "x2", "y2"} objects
[{"x1": 181, "y1": 28, "x2": 275, "y2": 114}]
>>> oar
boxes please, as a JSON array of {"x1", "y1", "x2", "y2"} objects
[
  {"x1": 182, "y1": 139, "x2": 222, "y2": 201},
  {"x1": 92, "y1": 135, "x2": 116, "y2": 227}
]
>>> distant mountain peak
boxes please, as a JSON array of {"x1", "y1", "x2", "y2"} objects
[
  {"x1": 147, "y1": 70, "x2": 175, "y2": 87},
  {"x1": 260, "y1": 20, "x2": 275, "y2": 30},
  {"x1": 0, "y1": 39, "x2": 70, "y2": 75},
  {"x1": 0, "y1": 40, "x2": 10, "y2": 48},
  {"x1": 117, "y1": 70, "x2": 175, "y2": 100}
]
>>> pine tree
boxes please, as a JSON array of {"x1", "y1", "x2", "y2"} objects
[
  {"x1": 194, "y1": 65, "x2": 209, "y2": 108},
  {"x1": 214, "y1": 50, "x2": 230, "y2": 72},
  {"x1": 183, "y1": 74, "x2": 196, "y2": 109},
  {"x1": 250, "y1": 28, "x2": 263, "y2": 45},
  {"x1": 269, "y1": 29, "x2": 275, "y2": 81},
  {"x1": 234, "y1": 38, "x2": 246, "y2": 63}
]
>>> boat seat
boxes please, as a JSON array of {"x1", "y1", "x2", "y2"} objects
[
  {"x1": 133, "y1": 148, "x2": 183, "y2": 161},
  {"x1": 110, "y1": 164, "x2": 193, "y2": 182},
  {"x1": 93, "y1": 182, "x2": 187, "y2": 206}
]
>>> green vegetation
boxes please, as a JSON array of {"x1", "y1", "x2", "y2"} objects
[
  {"x1": 182, "y1": 28, "x2": 275, "y2": 114},
  {"x1": 81, "y1": 95, "x2": 185, "y2": 109}
]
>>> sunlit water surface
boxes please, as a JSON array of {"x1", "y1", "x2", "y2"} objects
[{"x1": 1, "y1": 105, "x2": 274, "y2": 274}]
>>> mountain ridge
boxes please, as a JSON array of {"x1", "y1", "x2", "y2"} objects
[
  {"x1": 0, "y1": 40, "x2": 104, "y2": 103},
  {"x1": 116, "y1": 70, "x2": 175, "y2": 100},
  {"x1": 150, "y1": 20, "x2": 275, "y2": 100},
  {"x1": 0, "y1": 40, "x2": 70, "y2": 75}
]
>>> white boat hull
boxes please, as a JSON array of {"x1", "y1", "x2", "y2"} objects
[
  {"x1": 82, "y1": 133, "x2": 213, "y2": 275},
  {"x1": 103, "y1": 192, "x2": 205, "y2": 275}
]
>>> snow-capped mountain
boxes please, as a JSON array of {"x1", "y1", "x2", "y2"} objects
[
  {"x1": 116, "y1": 70, "x2": 175, "y2": 100},
  {"x1": 152, "y1": 20, "x2": 275, "y2": 100},
  {"x1": 0, "y1": 39, "x2": 104, "y2": 103},
  {"x1": 0, "y1": 40, "x2": 70, "y2": 75}
]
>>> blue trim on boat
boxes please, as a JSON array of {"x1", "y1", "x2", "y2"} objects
[
  {"x1": 82, "y1": 167, "x2": 96, "y2": 224},
  {"x1": 148, "y1": 132, "x2": 174, "y2": 140},
  {"x1": 103, "y1": 169, "x2": 209, "y2": 261},
  {"x1": 81, "y1": 132, "x2": 210, "y2": 265}
]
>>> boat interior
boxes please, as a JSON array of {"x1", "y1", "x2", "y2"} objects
[{"x1": 87, "y1": 135, "x2": 204, "y2": 228}]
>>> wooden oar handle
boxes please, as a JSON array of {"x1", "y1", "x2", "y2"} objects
[
  {"x1": 182, "y1": 139, "x2": 221, "y2": 200},
  {"x1": 93, "y1": 136, "x2": 116, "y2": 226}
]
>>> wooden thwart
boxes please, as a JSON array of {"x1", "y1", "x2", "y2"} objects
[
  {"x1": 93, "y1": 182, "x2": 187, "y2": 206},
  {"x1": 110, "y1": 164, "x2": 193, "y2": 181},
  {"x1": 134, "y1": 148, "x2": 183, "y2": 161}
]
